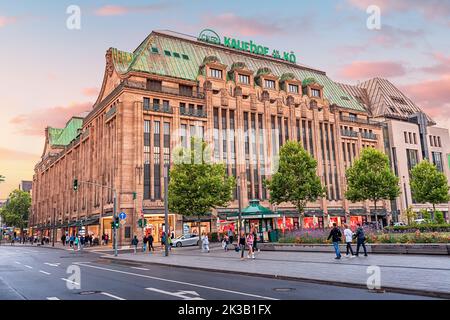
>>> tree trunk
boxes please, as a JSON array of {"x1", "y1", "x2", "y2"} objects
[
  {"x1": 298, "y1": 205, "x2": 304, "y2": 230},
  {"x1": 432, "y1": 204, "x2": 436, "y2": 222},
  {"x1": 374, "y1": 200, "x2": 379, "y2": 230},
  {"x1": 197, "y1": 215, "x2": 202, "y2": 248}
]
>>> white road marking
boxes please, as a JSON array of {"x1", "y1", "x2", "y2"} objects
[
  {"x1": 24, "y1": 265, "x2": 33, "y2": 269},
  {"x1": 100, "y1": 292, "x2": 126, "y2": 300},
  {"x1": 130, "y1": 267, "x2": 150, "y2": 271},
  {"x1": 39, "y1": 270, "x2": 51, "y2": 275},
  {"x1": 75, "y1": 263, "x2": 278, "y2": 300},
  {"x1": 46, "y1": 297, "x2": 60, "y2": 300},
  {"x1": 61, "y1": 278, "x2": 80, "y2": 286},
  {"x1": 44, "y1": 263, "x2": 60, "y2": 267},
  {"x1": 146, "y1": 287, "x2": 204, "y2": 300}
]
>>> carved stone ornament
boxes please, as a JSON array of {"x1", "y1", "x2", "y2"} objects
[{"x1": 105, "y1": 49, "x2": 114, "y2": 77}]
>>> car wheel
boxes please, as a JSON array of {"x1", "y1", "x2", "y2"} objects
[
  {"x1": 197, "y1": 240, "x2": 201, "y2": 246},
  {"x1": 176, "y1": 242, "x2": 182, "y2": 247}
]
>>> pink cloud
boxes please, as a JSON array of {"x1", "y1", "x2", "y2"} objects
[
  {"x1": 82, "y1": 87, "x2": 99, "y2": 97},
  {"x1": 420, "y1": 53, "x2": 450, "y2": 76},
  {"x1": 401, "y1": 75, "x2": 450, "y2": 119},
  {"x1": 202, "y1": 13, "x2": 285, "y2": 36},
  {"x1": 94, "y1": 3, "x2": 170, "y2": 16},
  {"x1": 0, "y1": 16, "x2": 17, "y2": 27},
  {"x1": 10, "y1": 102, "x2": 92, "y2": 136},
  {"x1": 339, "y1": 61, "x2": 406, "y2": 80}
]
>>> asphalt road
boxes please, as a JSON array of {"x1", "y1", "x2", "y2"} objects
[{"x1": 0, "y1": 245, "x2": 436, "y2": 300}]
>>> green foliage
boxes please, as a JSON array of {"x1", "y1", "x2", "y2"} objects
[
  {"x1": 0, "y1": 175, "x2": 5, "y2": 183},
  {"x1": 302, "y1": 77, "x2": 317, "y2": 87},
  {"x1": 405, "y1": 206, "x2": 417, "y2": 225},
  {"x1": 265, "y1": 141, "x2": 325, "y2": 221},
  {"x1": 435, "y1": 211, "x2": 445, "y2": 224},
  {"x1": 169, "y1": 138, "x2": 235, "y2": 219},
  {"x1": 410, "y1": 160, "x2": 450, "y2": 216},
  {"x1": 384, "y1": 223, "x2": 450, "y2": 232},
  {"x1": 0, "y1": 189, "x2": 31, "y2": 228},
  {"x1": 345, "y1": 148, "x2": 400, "y2": 208}
]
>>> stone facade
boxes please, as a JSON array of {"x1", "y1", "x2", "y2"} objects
[{"x1": 31, "y1": 30, "x2": 391, "y2": 245}]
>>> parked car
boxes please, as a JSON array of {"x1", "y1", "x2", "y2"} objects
[
  {"x1": 172, "y1": 233, "x2": 201, "y2": 247},
  {"x1": 394, "y1": 222, "x2": 407, "y2": 227},
  {"x1": 414, "y1": 219, "x2": 426, "y2": 224}
]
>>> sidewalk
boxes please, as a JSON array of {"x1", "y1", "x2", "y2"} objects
[{"x1": 102, "y1": 244, "x2": 450, "y2": 298}]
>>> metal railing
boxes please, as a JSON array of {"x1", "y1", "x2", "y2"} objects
[
  {"x1": 180, "y1": 108, "x2": 207, "y2": 118},
  {"x1": 143, "y1": 103, "x2": 173, "y2": 114},
  {"x1": 341, "y1": 129, "x2": 359, "y2": 138},
  {"x1": 361, "y1": 131, "x2": 378, "y2": 140},
  {"x1": 124, "y1": 79, "x2": 205, "y2": 99},
  {"x1": 340, "y1": 115, "x2": 381, "y2": 126}
]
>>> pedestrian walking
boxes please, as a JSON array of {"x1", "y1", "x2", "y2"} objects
[
  {"x1": 252, "y1": 227, "x2": 258, "y2": 253},
  {"x1": 167, "y1": 234, "x2": 172, "y2": 250},
  {"x1": 61, "y1": 234, "x2": 66, "y2": 246},
  {"x1": 355, "y1": 223, "x2": 368, "y2": 257},
  {"x1": 222, "y1": 234, "x2": 229, "y2": 252},
  {"x1": 238, "y1": 229, "x2": 246, "y2": 260},
  {"x1": 201, "y1": 232, "x2": 210, "y2": 253},
  {"x1": 246, "y1": 232, "x2": 255, "y2": 259},
  {"x1": 161, "y1": 232, "x2": 167, "y2": 249},
  {"x1": 143, "y1": 235, "x2": 148, "y2": 252},
  {"x1": 343, "y1": 224, "x2": 355, "y2": 257},
  {"x1": 227, "y1": 228, "x2": 234, "y2": 245},
  {"x1": 148, "y1": 234, "x2": 154, "y2": 253},
  {"x1": 327, "y1": 223, "x2": 342, "y2": 259},
  {"x1": 131, "y1": 235, "x2": 139, "y2": 254},
  {"x1": 105, "y1": 234, "x2": 109, "y2": 245},
  {"x1": 73, "y1": 236, "x2": 79, "y2": 252},
  {"x1": 69, "y1": 234, "x2": 74, "y2": 247}
]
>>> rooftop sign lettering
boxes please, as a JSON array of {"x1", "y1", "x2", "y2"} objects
[{"x1": 198, "y1": 29, "x2": 296, "y2": 64}]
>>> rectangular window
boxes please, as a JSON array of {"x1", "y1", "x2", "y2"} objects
[
  {"x1": 210, "y1": 68, "x2": 223, "y2": 79},
  {"x1": 308, "y1": 121, "x2": 314, "y2": 157},
  {"x1": 163, "y1": 122, "x2": 170, "y2": 166},
  {"x1": 404, "y1": 132, "x2": 409, "y2": 144},
  {"x1": 311, "y1": 88, "x2": 321, "y2": 97},
  {"x1": 144, "y1": 120, "x2": 151, "y2": 199},
  {"x1": 413, "y1": 133, "x2": 417, "y2": 144},
  {"x1": 147, "y1": 79, "x2": 162, "y2": 92},
  {"x1": 179, "y1": 102, "x2": 186, "y2": 114},
  {"x1": 406, "y1": 149, "x2": 419, "y2": 172},
  {"x1": 437, "y1": 136, "x2": 441, "y2": 147},
  {"x1": 408, "y1": 132, "x2": 412, "y2": 145},
  {"x1": 163, "y1": 100, "x2": 170, "y2": 112},
  {"x1": 179, "y1": 85, "x2": 193, "y2": 97},
  {"x1": 259, "y1": 114, "x2": 266, "y2": 200},
  {"x1": 244, "y1": 112, "x2": 250, "y2": 157},
  {"x1": 264, "y1": 79, "x2": 276, "y2": 89},
  {"x1": 153, "y1": 121, "x2": 161, "y2": 199},
  {"x1": 296, "y1": 119, "x2": 301, "y2": 143},
  {"x1": 302, "y1": 120, "x2": 307, "y2": 150},
  {"x1": 238, "y1": 74, "x2": 250, "y2": 84},
  {"x1": 153, "y1": 99, "x2": 160, "y2": 108},
  {"x1": 181, "y1": 124, "x2": 187, "y2": 148},
  {"x1": 432, "y1": 152, "x2": 443, "y2": 172},
  {"x1": 288, "y1": 84, "x2": 299, "y2": 93},
  {"x1": 433, "y1": 136, "x2": 437, "y2": 147},
  {"x1": 143, "y1": 97, "x2": 150, "y2": 110},
  {"x1": 271, "y1": 116, "x2": 278, "y2": 158},
  {"x1": 284, "y1": 118, "x2": 289, "y2": 143},
  {"x1": 214, "y1": 108, "x2": 220, "y2": 161},
  {"x1": 392, "y1": 147, "x2": 399, "y2": 176},
  {"x1": 429, "y1": 135, "x2": 434, "y2": 147},
  {"x1": 222, "y1": 109, "x2": 227, "y2": 164},
  {"x1": 189, "y1": 104, "x2": 195, "y2": 115},
  {"x1": 349, "y1": 113, "x2": 357, "y2": 121},
  {"x1": 230, "y1": 110, "x2": 237, "y2": 199}
]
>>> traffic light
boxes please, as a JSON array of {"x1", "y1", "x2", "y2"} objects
[
  {"x1": 132, "y1": 192, "x2": 137, "y2": 200},
  {"x1": 113, "y1": 217, "x2": 120, "y2": 229},
  {"x1": 73, "y1": 179, "x2": 78, "y2": 191}
]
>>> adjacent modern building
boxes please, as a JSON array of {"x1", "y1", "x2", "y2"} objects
[
  {"x1": 340, "y1": 78, "x2": 450, "y2": 222},
  {"x1": 30, "y1": 29, "x2": 448, "y2": 245}
]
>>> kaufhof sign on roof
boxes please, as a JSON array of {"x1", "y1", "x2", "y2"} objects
[{"x1": 198, "y1": 29, "x2": 296, "y2": 64}]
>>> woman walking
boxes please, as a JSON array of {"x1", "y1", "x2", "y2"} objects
[
  {"x1": 239, "y1": 229, "x2": 246, "y2": 260},
  {"x1": 343, "y1": 224, "x2": 355, "y2": 257},
  {"x1": 201, "y1": 232, "x2": 210, "y2": 253},
  {"x1": 246, "y1": 231, "x2": 255, "y2": 259}
]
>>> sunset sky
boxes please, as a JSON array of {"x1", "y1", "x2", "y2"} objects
[{"x1": 1, "y1": 0, "x2": 449, "y2": 198}]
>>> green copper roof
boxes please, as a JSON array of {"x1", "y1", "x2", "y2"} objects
[
  {"x1": 111, "y1": 31, "x2": 365, "y2": 112},
  {"x1": 48, "y1": 117, "x2": 83, "y2": 146}
]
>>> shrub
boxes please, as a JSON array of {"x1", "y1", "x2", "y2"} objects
[{"x1": 384, "y1": 223, "x2": 450, "y2": 233}]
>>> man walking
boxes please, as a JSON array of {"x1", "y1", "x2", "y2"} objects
[
  {"x1": 355, "y1": 223, "x2": 368, "y2": 257},
  {"x1": 143, "y1": 235, "x2": 148, "y2": 252},
  {"x1": 327, "y1": 223, "x2": 342, "y2": 260},
  {"x1": 61, "y1": 234, "x2": 66, "y2": 246},
  {"x1": 343, "y1": 224, "x2": 355, "y2": 257},
  {"x1": 148, "y1": 233, "x2": 154, "y2": 253},
  {"x1": 131, "y1": 235, "x2": 139, "y2": 254}
]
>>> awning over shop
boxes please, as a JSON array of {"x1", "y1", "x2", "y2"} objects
[
  {"x1": 226, "y1": 199, "x2": 280, "y2": 220},
  {"x1": 370, "y1": 209, "x2": 387, "y2": 216},
  {"x1": 182, "y1": 215, "x2": 212, "y2": 222},
  {"x1": 328, "y1": 208, "x2": 345, "y2": 216},
  {"x1": 349, "y1": 208, "x2": 367, "y2": 216}
]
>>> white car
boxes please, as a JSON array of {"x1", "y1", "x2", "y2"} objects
[
  {"x1": 394, "y1": 222, "x2": 407, "y2": 227},
  {"x1": 414, "y1": 219, "x2": 426, "y2": 224},
  {"x1": 171, "y1": 233, "x2": 201, "y2": 247}
]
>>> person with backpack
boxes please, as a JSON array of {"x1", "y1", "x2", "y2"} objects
[
  {"x1": 355, "y1": 223, "x2": 368, "y2": 257},
  {"x1": 327, "y1": 223, "x2": 342, "y2": 259},
  {"x1": 143, "y1": 235, "x2": 148, "y2": 252},
  {"x1": 148, "y1": 234, "x2": 154, "y2": 253},
  {"x1": 131, "y1": 235, "x2": 139, "y2": 254},
  {"x1": 238, "y1": 229, "x2": 246, "y2": 260},
  {"x1": 343, "y1": 224, "x2": 355, "y2": 257}
]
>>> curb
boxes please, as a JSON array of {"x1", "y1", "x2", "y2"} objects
[{"x1": 100, "y1": 255, "x2": 450, "y2": 300}]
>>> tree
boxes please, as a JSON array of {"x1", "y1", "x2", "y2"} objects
[
  {"x1": 405, "y1": 206, "x2": 417, "y2": 225},
  {"x1": 410, "y1": 160, "x2": 450, "y2": 221},
  {"x1": 168, "y1": 138, "x2": 235, "y2": 234},
  {"x1": 265, "y1": 141, "x2": 325, "y2": 228},
  {"x1": 1, "y1": 189, "x2": 31, "y2": 232},
  {"x1": 345, "y1": 148, "x2": 400, "y2": 228}
]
